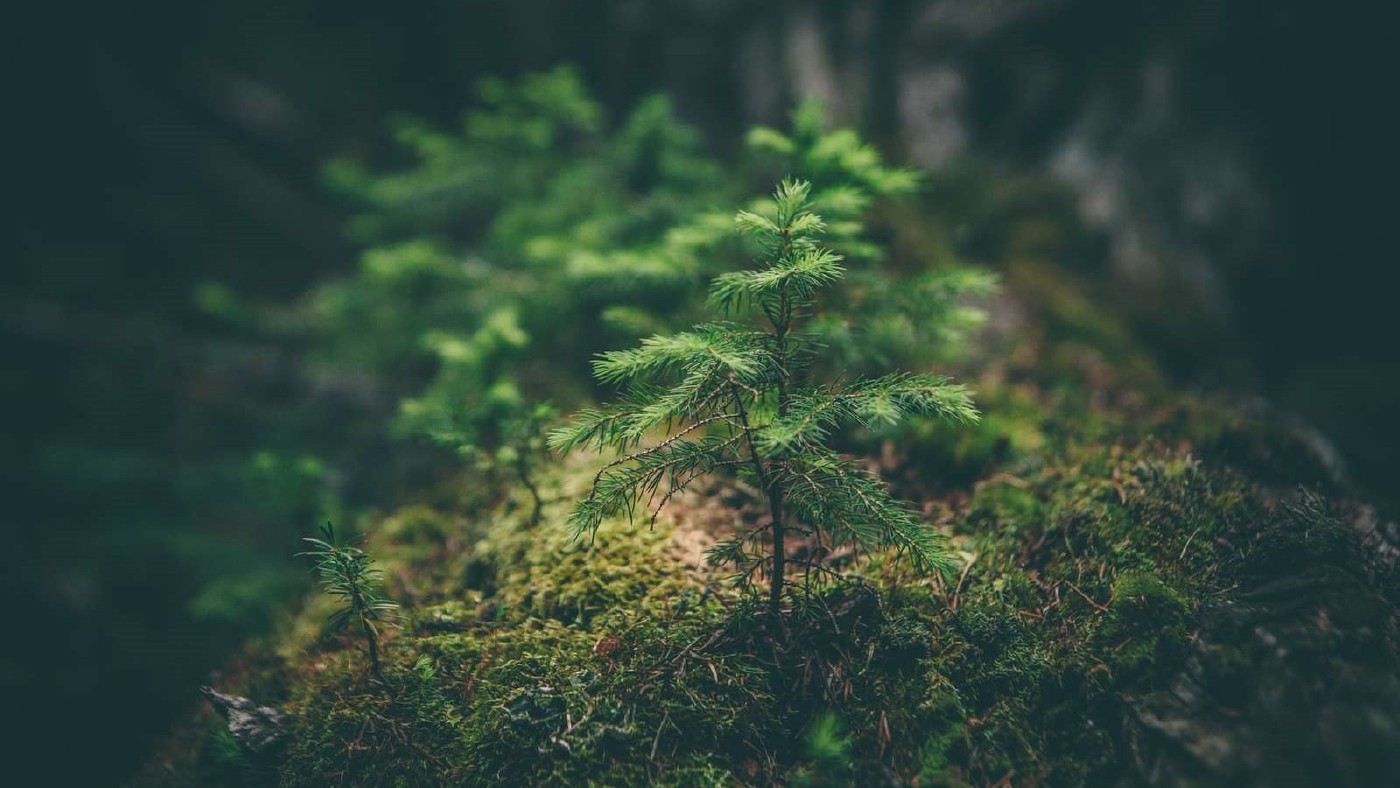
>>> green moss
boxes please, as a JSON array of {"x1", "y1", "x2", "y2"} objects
[
  {"x1": 473, "y1": 508, "x2": 705, "y2": 626},
  {"x1": 1240, "y1": 492, "x2": 1354, "y2": 578},
  {"x1": 1098, "y1": 571, "x2": 1192, "y2": 687},
  {"x1": 967, "y1": 481, "x2": 1043, "y2": 541},
  {"x1": 377, "y1": 506, "x2": 453, "y2": 548},
  {"x1": 913, "y1": 673, "x2": 971, "y2": 783},
  {"x1": 877, "y1": 438, "x2": 1287, "y2": 783}
]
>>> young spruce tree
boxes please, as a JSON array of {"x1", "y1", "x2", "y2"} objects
[{"x1": 551, "y1": 179, "x2": 979, "y2": 622}]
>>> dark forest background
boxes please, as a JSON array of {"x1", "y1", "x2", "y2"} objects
[{"x1": 4, "y1": 0, "x2": 1395, "y2": 782}]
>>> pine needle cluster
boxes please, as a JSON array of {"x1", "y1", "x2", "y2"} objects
[{"x1": 552, "y1": 179, "x2": 979, "y2": 621}]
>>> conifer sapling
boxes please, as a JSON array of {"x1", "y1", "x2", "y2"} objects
[
  {"x1": 551, "y1": 179, "x2": 979, "y2": 622},
  {"x1": 298, "y1": 523, "x2": 399, "y2": 680}
]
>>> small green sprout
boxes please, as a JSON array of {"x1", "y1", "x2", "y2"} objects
[{"x1": 298, "y1": 522, "x2": 399, "y2": 681}]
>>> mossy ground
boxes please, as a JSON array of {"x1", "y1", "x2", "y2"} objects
[{"x1": 135, "y1": 253, "x2": 1399, "y2": 786}]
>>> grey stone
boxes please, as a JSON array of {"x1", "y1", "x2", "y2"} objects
[{"x1": 201, "y1": 686, "x2": 290, "y2": 755}]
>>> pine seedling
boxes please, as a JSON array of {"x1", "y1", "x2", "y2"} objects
[
  {"x1": 475, "y1": 403, "x2": 558, "y2": 525},
  {"x1": 551, "y1": 179, "x2": 979, "y2": 623},
  {"x1": 298, "y1": 523, "x2": 399, "y2": 681},
  {"x1": 418, "y1": 400, "x2": 558, "y2": 525}
]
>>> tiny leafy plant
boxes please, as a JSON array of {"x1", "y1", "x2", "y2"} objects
[
  {"x1": 298, "y1": 523, "x2": 399, "y2": 680},
  {"x1": 551, "y1": 179, "x2": 979, "y2": 622}
]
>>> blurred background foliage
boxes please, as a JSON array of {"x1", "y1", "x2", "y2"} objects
[{"x1": 5, "y1": 0, "x2": 1393, "y2": 782}]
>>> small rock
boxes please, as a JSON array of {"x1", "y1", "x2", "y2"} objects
[{"x1": 201, "y1": 686, "x2": 290, "y2": 754}]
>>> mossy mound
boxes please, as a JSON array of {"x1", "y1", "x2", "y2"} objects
[
  {"x1": 138, "y1": 439, "x2": 1400, "y2": 786},
  {"x1": 135, "y1": 263, "x2": 1400, "y2": 786}
]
